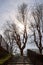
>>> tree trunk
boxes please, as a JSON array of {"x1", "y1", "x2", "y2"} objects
[
  {"x1": 39, "y1": 48, "x2": 42, "y2": 55},
  {"x1": 0, "y1": 43, "x2": 1, "y2": 46},
  {"x1": 20, "y1": 49, "x2": 23, "y2": 56}
]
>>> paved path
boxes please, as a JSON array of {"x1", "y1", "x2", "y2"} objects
[{"x1": 4, "y1": 56, "x2": 33, "y2": 65}]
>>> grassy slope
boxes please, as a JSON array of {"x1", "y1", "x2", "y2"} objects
[{"x1": 0, "y1": 46, "x2": 11, "y2": 64}]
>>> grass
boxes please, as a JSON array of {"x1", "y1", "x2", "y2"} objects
[
  {"x1": 0, "y1": 46, "x2": 11, "y2": 64},
  {"x1": 0, "y1": 54, "x2": 11, "y2": 64}
]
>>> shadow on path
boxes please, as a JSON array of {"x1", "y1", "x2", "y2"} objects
[{"x1": 4, "y1": 56, "x2": 33, "y2": 65}]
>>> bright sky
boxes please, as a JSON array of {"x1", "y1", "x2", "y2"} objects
[{"x1": 0, "y1": 0, "x2": 43, "y2": 49}]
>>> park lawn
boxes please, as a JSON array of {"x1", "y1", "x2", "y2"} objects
[{"x1": 0, "y1": 54, "x2": 11, "y2": 65}]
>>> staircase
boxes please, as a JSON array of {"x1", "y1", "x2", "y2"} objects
[{"x1": 4, "y1": 56, "x2": 33, "y2": 65}]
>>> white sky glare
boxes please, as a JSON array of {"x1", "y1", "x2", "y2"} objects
[{"x1": 0, "y1": 0, "x2": 43, "y2": 49}]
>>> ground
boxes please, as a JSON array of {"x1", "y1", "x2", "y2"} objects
[
  {"x1": 4, "y1": 56, "x2": 43, "y2": 65},
  {"x1": 4, "y1": 54, "x2": 43, "y2": 65},
  {"x1": 0, "y1": 46, "x2": 43, "y2": 65},
  {"x1": 4, "y1": 56, "x2": 33, "y2": 65}
]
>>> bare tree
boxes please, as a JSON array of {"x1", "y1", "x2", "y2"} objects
[
  {"x1": 4, "y1": 3, "x2": 28, "y2": 56},
  {"x1": 4, "y1": 22, "x2": 14, "y2": 54},
  {"x1": 16, "y1": 3, "x2": 28, "y2": 55},
  {"x1": 30, "y1": 4, "x2": 43, "y2": 54}
]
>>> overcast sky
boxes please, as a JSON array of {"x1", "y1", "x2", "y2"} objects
[
  {"x1": 0, "y1": 0, "x2": 43, "y2": 30},
  {"x1": 0, "y1": 0, "x2": 43, "y2": 49}
]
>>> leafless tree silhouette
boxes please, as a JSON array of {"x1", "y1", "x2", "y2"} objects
[
  {"x1": 4, "y1": 3, "x2": 28, "y2": 56},
  {"x1": 30, "y1": 4, "x2": 43, "y2": 54}
]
